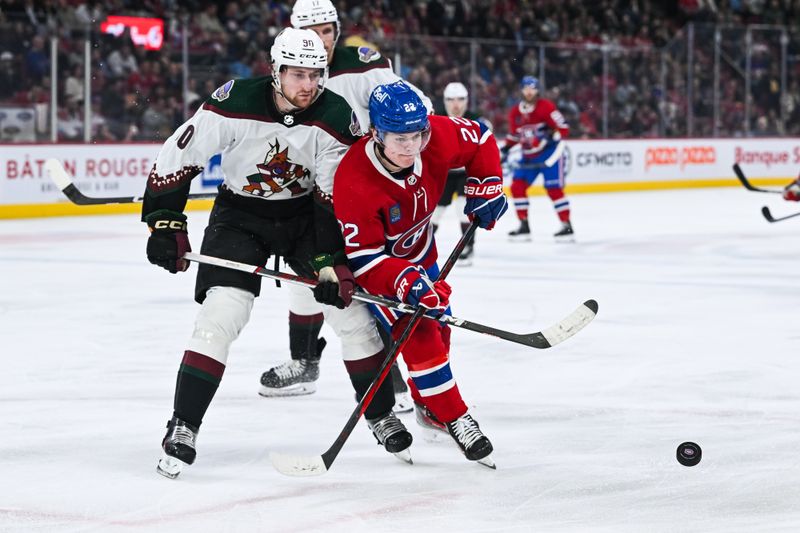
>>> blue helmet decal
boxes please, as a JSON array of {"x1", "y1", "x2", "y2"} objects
[
  {"x1": 368, "y1": 81, "x2": 429, "y2": 139},
  {"x1": 521, "y1": 76, "x2": 539, "y2": 90}
]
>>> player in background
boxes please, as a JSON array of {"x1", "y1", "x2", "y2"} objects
[
  {"x1": 501, "y1": 76, "x2": 573, "y2": 241},
  {"x1": 783, "y1": 176, "x2": 800, "y2": 201},
  {"x1": 144, "y1": 29, "x2": 411, "y2": 479},
  {"x1": 259, "y1": 0, "x2": 434, "y2": 406},
  {"x1": 430, "y1": 82, "x2": 492, "y2": 264},
  {"x1": 333, "y1": 81, "x2": 508, "y2": 467}
]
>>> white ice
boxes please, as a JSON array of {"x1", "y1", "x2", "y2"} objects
[{"x1": 1, "y1": 188, "x2": 799, "y2": 532}]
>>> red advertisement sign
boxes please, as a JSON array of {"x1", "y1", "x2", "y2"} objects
[{"x1": 100, "y1": 16, "x2": 164, "y2": 51}]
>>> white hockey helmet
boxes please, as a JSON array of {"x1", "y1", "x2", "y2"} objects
[
  {"x1": 290, "y1": 0, "x2": 341, "y2": 45},
  {"x1": 443, "y1": 82, "x2": 468, "y2": 100},
  {"x1": 270, "y1": 27, "x2": 329, "y2": 93}
]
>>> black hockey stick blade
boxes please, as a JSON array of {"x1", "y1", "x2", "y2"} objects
[
  {"x1": 762, "y1": 205, "x2": 800, "y2": 223},
  {"x1": 732, "y1": 164, "x2": 782, "y2": 194},
  {"x1": 45, "y1": 158, "x2": 216, "y2": 205},
  {"x1": 269, "y1": 297, "x2": 598, "y2": 477}
]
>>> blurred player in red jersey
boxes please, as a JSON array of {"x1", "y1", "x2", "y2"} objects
[
  {"x1": 783, "y1": 176, "x2": 800, "y2": 201},
  {"x1": 501, "y1": 76, "x2": 573, "y2": 240},
  {"x1": 333, "y1": 81, "x2": 508, "y2": 468}
]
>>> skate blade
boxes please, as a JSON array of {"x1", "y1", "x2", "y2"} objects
[
  {"x1": 456, "y1": 258, "x2": 473, "y2": 267},
  {"x1": 508, "y1": 234, "x2": 532, "y2": 242},
  {"x1": 393, "y1": 392, "x2": 414, "y2": 414},
  {"x1": 477, "y1": 455, "x2": 497, "y2": 469},
  {"x1": 258, "y1": 382, "x2": 316, "y2": 397},
  {"x1": 554, "y1": 235, "x2": 575, "y2": 243},
  {"x1": 392, "y1": 448, "x2": 413, "y2": 464},
  {"x1": 156, "y1": 453, "x2": 185, "y2": 479}
]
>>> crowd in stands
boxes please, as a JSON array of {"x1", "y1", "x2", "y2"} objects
[{"x1": 1, "y1": 0, "x2": 800, "y2": 142}]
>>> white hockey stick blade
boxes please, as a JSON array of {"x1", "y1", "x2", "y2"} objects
[
  {"x1": 270, "y1": 452, "x2": 328, "y2": 477},
  {"x1": 45, "y1": 158, "x2": 72, "y2": 190},
  {"x1": 540, "y1": 299, "x2": 598, "y2": 347}
]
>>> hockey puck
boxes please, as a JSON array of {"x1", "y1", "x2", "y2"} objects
[{"x1": 676, "y1": 442, "x2": 701, "y2": 467}]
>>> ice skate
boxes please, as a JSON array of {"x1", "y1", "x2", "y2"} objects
[
  {"x1": 414, "y1": 400, "x2": 447, "y2": 435},
  {"x1": 156, "y1": 416, "x2": 198, "y2": 479},
  {"x1": 259, "y1": 338, "x2": 325, "y2": 397},
  {"x1": 508, "y1": 219, "x2": 531, "y2": 241},
  {"x1": 259, "y1": 358, "x2": 320, "y2": 397},
  {"x1": 391, "y1": 363, "x2": 413, "y2": 414},
  {"x1": 446, "y1": 413, "x2": 495, "y2": 469},
  {"x1": 457, "y1": 242, "x2": 474, "y2": 266},
  {"x1": 553, "y1": 221, "x2": 574, "y2": 242},
  {"x1": 366, "y1": 411, "x2": 413, "y2": 464}
]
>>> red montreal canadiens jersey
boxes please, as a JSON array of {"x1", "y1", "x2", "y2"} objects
[
  {"x1": 334, "y1": 114, "x2": 501, "y2": 297},
  {"x1": 505, "y1": 98, "x2": 568, "y2": 157}
]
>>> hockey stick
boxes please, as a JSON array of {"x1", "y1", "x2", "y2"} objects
[
  {"x1": 45, "y1": 158, "x2": 217, "y2": 205},
  {"x1": 268, "y1": 226, "x2": 598, "y2": 476},
  {"x1": 183, "y1": 252, "x2": 598, "y2": 350},
  {"x1": 732, "y1": 163, "x2": 783, "y2": 194},
  {"x1": 761, "y1": 206, "x2": 800, "y2": 223},
  {"x1": 270, "y1": 222, "x2": 477, "y2": 476}
]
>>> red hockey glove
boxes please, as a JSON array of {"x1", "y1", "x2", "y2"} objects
[
  {"x1": 464, "y1": 176, "x2": 508, "y2": 230},
  {"x1": 395, "y1": 266, "x2": 451, "y2": 313},
  {"x1": 783, "y1": 179, "x2": 800, "y2": 201},
  {"x1": 312, "y1": 253, "x2": 355, "y2": 309},
  {"x1": 145, "y1": 209, "x2": 191, "y2": 274}
]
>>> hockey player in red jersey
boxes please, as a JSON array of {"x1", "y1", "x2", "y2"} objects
[
  {"x1": 783, "y1": 177, "x2": 800, "y2": 201},
  {"x1": 259, "y1": 0, "x2": 433, "y2": 407},
  {"x1": 501, "y1": 75, "x2": 573, "y2": 240},
  {"x1": 333, "y1": 81, "x2": 508, "y2": 467}
]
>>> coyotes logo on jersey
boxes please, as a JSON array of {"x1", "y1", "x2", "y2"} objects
[{"x1": 243, "y1": 140, "x2": 309, "y2": 197}]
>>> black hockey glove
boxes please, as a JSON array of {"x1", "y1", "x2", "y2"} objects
[
  {"x1": 145, "y1": 209, "x2": 191, "y2": 274},
  {"x1": 311, "y1": 253, "x2": 355, "y2": 309}
]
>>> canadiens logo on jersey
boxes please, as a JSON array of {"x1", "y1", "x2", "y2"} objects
[
  {"x1": 211, "y1": 80, "x2": 234, "y2": 102},
  {"x1": 243, "y1": 140, "x2": 309, "y2": 197}
]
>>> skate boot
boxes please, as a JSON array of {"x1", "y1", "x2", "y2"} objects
[
  {"x1": 259, "y1": 338, "x2": 325, "y2": 397},
  {"x1": 508, "y1": 219, "x2": 531, "y2": 241},
  {"x1": 156, "y1": 416, "x2": 198, "y2": 479},
  {"x1": 554, "y1": 221, "x2": 574, "y2": 242},
  {"x1": 457, "y1": 242, "x2": 474, "y2": 266},
  {"x1": 391, "y1": 363, "x2": 413, "y2": 414},
  {"x1": 414, "y1": 400, "x2": 447, "y2": 434},
  {"x1": 366, "y1": 411, "x2": 414, "y2": 464},
  {"x1": 446, "y1": 413, "x2": 495, "y2": 469}
]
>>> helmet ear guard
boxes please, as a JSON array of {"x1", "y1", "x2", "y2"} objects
[{"x1": 270, "y1": 28, "x2": 329, "y2": 93}]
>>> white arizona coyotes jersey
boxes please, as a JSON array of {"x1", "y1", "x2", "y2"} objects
[
  {"x1": 326, "y1": 46, "x2": 433, "y2": 133},
  {"x1": 145, "y1": 77, "x2": 361, "y2": 205}
]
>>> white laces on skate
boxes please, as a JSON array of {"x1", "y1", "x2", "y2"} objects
[
  {"x1": 272, "y1": 360, "x2": 306, "y2": 380},
  {"x1": 170, "y1": 424, "x2": 196, "y2": 448},
  {"x1": 367, "y1": 412, "x2": 406, "y2": 443},
  {"x1": 448, "y1": 414, "x2": 484, "y2": 450}
]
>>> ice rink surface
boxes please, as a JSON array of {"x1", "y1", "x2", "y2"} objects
[{"x1": 1, "y1": 188, "x2": 799, "y2": 532}]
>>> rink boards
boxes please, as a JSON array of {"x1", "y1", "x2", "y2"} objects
[{"x1": 0, "y1": 137, "x2": 797, "y2": 218}]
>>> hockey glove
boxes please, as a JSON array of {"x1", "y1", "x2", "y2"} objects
[
  {"x1": 464, "y1": 176, "x2": 508, "y2": 230},
  {"x1": 783, "y1": 179, "x2": 800, "y2": 201},
  {"x1": 145, "y1": 209, "x2": 191, "y2": 274},
  {"x1": 311, "y1": 253, "x2": 355, "y2": 309},
  {"x1": 396, "y1": 266, "x2": 451, "y2": 314}
]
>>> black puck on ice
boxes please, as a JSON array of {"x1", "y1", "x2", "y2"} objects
[{"x1": 676, "y1": 442, "x2": 702, "y2": 467}]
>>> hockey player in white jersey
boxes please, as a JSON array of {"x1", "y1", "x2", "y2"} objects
[
  {"x1": 145, "y1": 28, "x2": 411, "y2": 479},
  {"x1": 259, "y1": 0, "x2": 433, "y2": 408}
]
